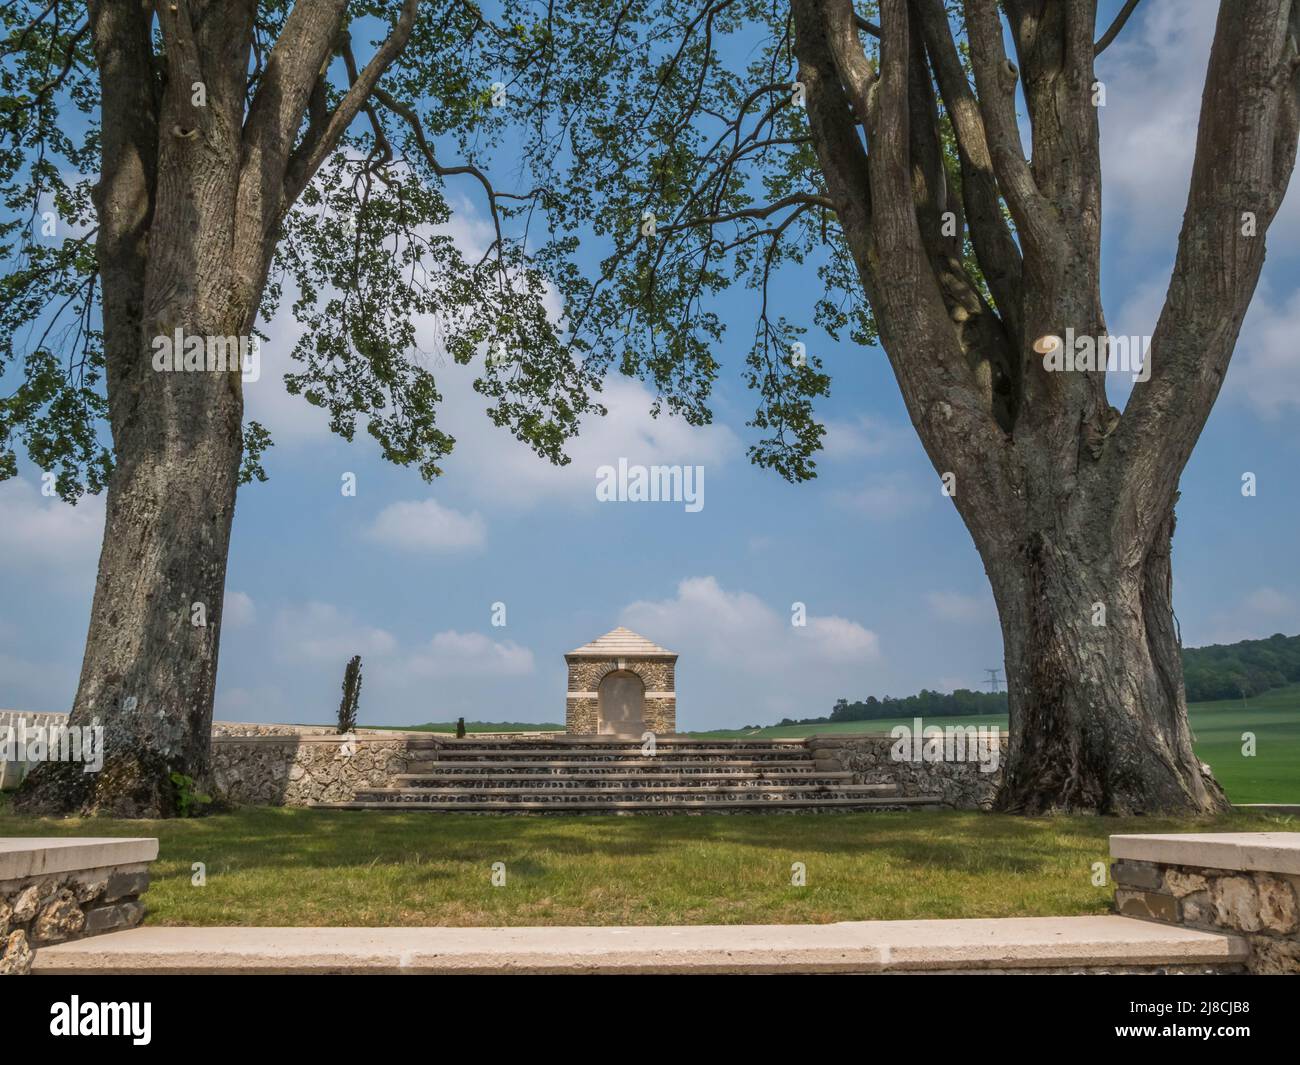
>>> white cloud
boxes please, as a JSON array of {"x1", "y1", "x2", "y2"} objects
[
  {"x1": 1114, "y1": 278, "x2": 1300, "y2": 420},
  {"x1": 223, "y1": 591, "x2": 256, "y2": 628},
  {"x1": 1191, "y1": 585, "x2": 1300, "y2": 646},
  {"x1": 434, "y1": 372, "x2": 742, "y2": 510},
  {"x1": 364, "y1": 498, "x2": 486, "y2": 553},
  {"x1": 621, "y1": 576, "x2": 880, "y2": 673},
  {"x1": 925, "y1": 590, "x2": 992, "y2": 624},
  {"x1": 1098, "y1": 0, "x2": 1300, "y2": 254},
  {"x1": 405, "y1": 631, "x2": 535, "y2": 678},
  {"x1": 820, "y1": 416, "x2": 901, "y2": 460},
  {"x1": 801, "y1": 615, "x2": 882, "y2": 663},
  {"x1": 271, "y1": 601, "x2": 398, "y2": 664},
  {"x1": 1226, "y1": 285, "x2": 1300, "y2": 418},
  {"x1": 263, "y1": 600, "x2": 533, "y2": 699},
  {"x1": 1097, "y1": 0, "x2": 1216, "y2": 243},
  {"x1": 244, "y1": 307, "x2": 334, "y2": 447},
  {"x1": 0, "y1": 478, "x2": 104, "y2": 569},
  {"x1": 1243, "y1": 586, "x2": 1295, "y2": 618}
]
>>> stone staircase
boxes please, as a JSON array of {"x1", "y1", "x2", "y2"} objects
[{"x1": 314, "y1": 737, "x2": 942, "y2": 813}]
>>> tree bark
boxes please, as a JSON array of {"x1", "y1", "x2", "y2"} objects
[
  {"x1": 983, "y1": 505, "x2": 1222, "y2": 815},
  {"x1": 17, "y1": 336, "x2": 244, "y2": 817}
]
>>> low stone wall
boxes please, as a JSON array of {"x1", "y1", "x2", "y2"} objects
[
  {"x1": 1110, "y1": 832, "x2": 1300, "y2": 975},
  {"x1": 1, "y1": 837, "x2": 157, "y2": 976},
  {"x1": 214, "y1": 732, "x2": 1009, "y2": 809},
  {"x1": 211, "y1": 736, "x2": 412, "y2": 806},
  {"x1": 806, "y1": 732, "x2": 1005, "y2": 809},
  {"x1": 212, "y1": 722, "x2": 337, "y2": 737}
]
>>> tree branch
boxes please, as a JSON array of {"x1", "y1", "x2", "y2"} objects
[
  {"x1": 152, "y1": 0, "x2": 209, "y2": 134},
  {"x1": 283, "y1": 0, "x2": 418, "y2": 203},
  {"x1": 914, "y1": 0, "x2": 1023, "y2": 340},
  {"x1": 1095, "y1": 0, "x2": 1142, "y2": 56},
  {"x1": 798, "y1": 0, "x2": 1014, "y2": 518},
  {"x1": 962, "y1": 0, "x2": 1067, "y2": 263},
  {"x1": 370, "y1": 86, "x2": 513, "y2": 273}
]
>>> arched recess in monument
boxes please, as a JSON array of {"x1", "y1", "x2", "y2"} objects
[{"x1": 597, "y1": 670, "x2": 646, "y2": 736}]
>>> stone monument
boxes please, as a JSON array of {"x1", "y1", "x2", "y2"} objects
[{"x1": 564, "y1": 627, "x2": 677, "y2": 736}]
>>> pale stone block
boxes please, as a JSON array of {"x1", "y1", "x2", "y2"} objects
[{"x1": 1211, "y1": 876, "x2": 1262, "y2": 933}]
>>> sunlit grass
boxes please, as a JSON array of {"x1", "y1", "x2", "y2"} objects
[{"x1": 0, "y1": 801, "x2": 1288, "y2": 926}]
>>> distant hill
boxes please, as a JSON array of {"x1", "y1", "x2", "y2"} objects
[
  {"x1": 761, "y1": 632, "x2": 1300, "y2": 730},
  {"x1": 766, "y1": 688, "x2": 1008, "y2": 729},
  {"x1": 1182, "y1": 632, "x2": 1300, "y2": 702}
]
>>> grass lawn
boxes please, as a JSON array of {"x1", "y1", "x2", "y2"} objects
[
  {"x1": 0, "y1": 799, "x2": 1289, "y2": 926},
  {"x1": 691, "y1": 684, "x2": 1300, "y2": 804}
]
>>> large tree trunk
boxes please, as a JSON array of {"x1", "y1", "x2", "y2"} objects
[
  {"x1": 18, "y1": 0, "x2": 253, "y2": 816},
  {"x1": 791, "y1": 0, "x2": 1297, "y2": 814},
  {"x1": 984, "y1": 507, "x2": 1223, "y2": 815},
  {"x1": 16, "y1": 0, "x2": 419, "y2": 816},
  {"x1": 18, "y1": 319, "x2": 243, "y2": 817}
]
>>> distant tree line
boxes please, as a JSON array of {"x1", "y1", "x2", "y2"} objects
[
  {"x1": 772, "y1": 689, "x2": 1009, "y2": 728},
  {"x1": 764, "y1": 632, "x2": 1299, "y2": 728},
  {"x1": 1182, "y1": 632, "x2": 1300, "y2": 703}
]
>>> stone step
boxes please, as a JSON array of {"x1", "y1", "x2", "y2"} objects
[
  {"x1": 424, "y1": 747, "x2": 811, "y2": 759},
  {"x1": 30, "y1": 917, "x2": 1249, "y2": 974},
  {"x1": 402, "y1": 739, "x2": 808, "y2": 750},
  {"x1": 313, "y1": 796, "x2": 943, "y2": 812},
  {"x1": 402, "y1": 759, "x2": 817, "y2": 771},
  {"x1": 357, "y1": 783, "x2": 897, "y2": 799},
  {"x1": 392, "y1": 771, "x2": 857, "y2": 786}
]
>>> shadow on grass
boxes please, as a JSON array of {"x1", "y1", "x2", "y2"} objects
[{"x1": 2, "y1": 802, "x2": 1272, "y2": 884}]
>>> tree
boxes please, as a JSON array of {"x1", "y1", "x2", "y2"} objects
[
  {"x1": 497, "y1": 0, "x2": 1300, "y2": 812},
  {"x1": 337, "y1": 654, "x2": 362, "y2": 733},
  {"x1": 3, "y1": 0, "x2": 600, "y2": 815}
]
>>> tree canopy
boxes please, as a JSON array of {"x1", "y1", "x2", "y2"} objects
[{"x1": 1, "y1": 0, "x2": 605, "y2": 501}]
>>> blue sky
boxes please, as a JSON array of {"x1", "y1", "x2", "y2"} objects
[{"x1": 1, "y1": 0, "x2": 1298, "y2": 729}]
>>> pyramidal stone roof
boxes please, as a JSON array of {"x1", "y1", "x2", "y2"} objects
[{"x1": 566, "y1": 626, "x2": 677, "y2": 658}]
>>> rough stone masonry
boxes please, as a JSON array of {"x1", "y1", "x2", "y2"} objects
[
  {"x1": 0, "y1": 838, "x2": 157, "y2": 976},
  {"x1": 1110, "y1": 832, "x2": 1300, "y2": 975}
]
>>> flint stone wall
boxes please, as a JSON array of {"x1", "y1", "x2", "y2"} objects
[
  {"x1": 211, "y1": 735, "x2": 412, "y2": 806},
  {"x1": 1, "y1": 838, "x2": 156, "y2": 976},
  {"x1": 1113, "y1": 861, "x2": 1300, "y2": 975},
  {"x1": 566, "y1": 659, "x2": 676, "y2": 692},
  {"x1": 806, "y1": 733, "x2": 1005, "y2": 809}
]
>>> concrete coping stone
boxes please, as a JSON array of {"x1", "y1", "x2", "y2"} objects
[
  {"x1": 1109, "y1": 832, "x2": 1300, "y2": 876},
  {"x1": 0, "y1": 837, "x2": 159, "y2": 883},
  {"x1": 31, "y1": 916, "x2": 1245, "y2": 974}
]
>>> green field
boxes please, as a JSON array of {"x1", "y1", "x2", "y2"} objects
[
  {"x1": 689, "y1": 684, "x2": 1300, "y2": 804},
  {"x1": 0, "y1": 801, "x2": 1285, "y2": 926}
]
